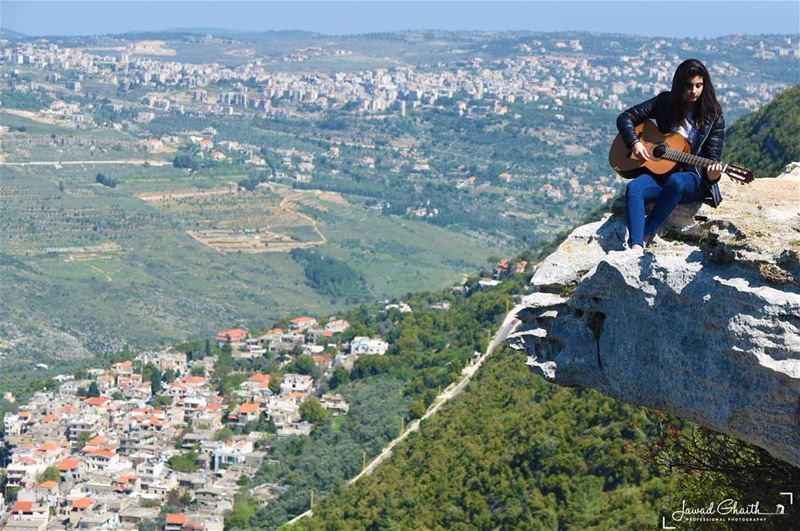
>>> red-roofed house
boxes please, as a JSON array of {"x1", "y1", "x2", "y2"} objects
[
  {"x1": 57, "y1": 457, "x2": 81, "y2": 477},
  {"x1": 165, "y1": 513, "x2": 187, "y2": 531},
  {"x1": 180, "y1": 376, "x2": 206, "y2": 388},
  {"x1": 11, "y1": 500, "x2": 33, "y2": 513},
  {"x1": 288, "y1": 317, "x2": 317, "y2": 332},
  {"x1": 114, "y1": 474, "x2": 140, "y2": 494},
  {"x1": 216, "y1": 328, "x2": 247, "y2": 347},
  {"x1": 35, "y1": 441, "x2": 65, "y2": 462},
  {"x1": 9, "y1": 500, "x2": 48, "y2": 523},
  {"x1": 38, "y1": 480, "x2": 58, "y2": 490},
  {"x1": 242, "y1": 373, "x2": 271, "y2": 391},
  {"x1": 324, "y1": 319, "x2": 350, "y2": 333},
  {"x1": 72, "y1": 497, "x2": 92, "y2": 511},
  {"x1": 84, "y1": 396, "x2": 109, "y2": 408},
  {"x1": 84, "y1": 449, "x2": 130, "y2": 475},
  {"x1": 230, "y1": 403, "x2": 260, "y2": 425},
  {"x1": 111, "y1": 360, "x2": 133, "y2": 374}
]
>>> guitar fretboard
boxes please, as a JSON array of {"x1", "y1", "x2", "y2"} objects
[{"x1": 660, "y1": 147, "x2": 718, "y2": 169}]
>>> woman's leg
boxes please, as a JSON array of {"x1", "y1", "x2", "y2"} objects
[
  {"x1": 644, "y1": 171, "x2": 706, "y2": 238},
  {"x1": 625, "y1": 173, "x2": 662, "y2": 247}
]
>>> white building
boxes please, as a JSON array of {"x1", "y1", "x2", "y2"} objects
[
  {"x1": 351, "y1": 337, "x2": 389, "y2": 355},
  {"x1": 279, "y1": 374, "x2": 314, "y2": 396}
]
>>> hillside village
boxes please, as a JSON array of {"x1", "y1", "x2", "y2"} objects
[
  {"x1": 0, "y1": 315, "x2": 376, "y2": 530},
  {"x1": 0, "y1": 255, "x2": 528, "y2": 530}
]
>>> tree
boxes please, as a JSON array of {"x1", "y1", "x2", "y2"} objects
[
  {"x1": 173, "y1": 154, "x2": 199, "y2": 170},
  {"x1": 292, "y1": 355, "x2": 316, "y2": 376},
  {"x1": 153, "y1": 395, "x2": 173, "y2": 408},
  {"x1": 149, "y1": 369, "x2": 162, "y2": 395},
  {"x1": 214, "y1": 427, "x2": 234, "y2": 441},
  {"x1": 167, "y1": 451, "x2": 198, "y2": 473},
  {"x1": 162, "y1": 369, "x2": 177, "y2": 384},
  {"x1": 4, "y1": 486, "x2": 20, "y2": 503},
  {"x1": 329, "y1": 366, "x2": 350, "y2": 389},
  {"x1": 299, "y1": 397, "x2": 329, "y2": 424},
  {"x1": 95, "y1": 173, "x2": 117, "y2": 188},
  {"x1": 86, "y1": 382, "x2": 100, "y2": 398},
  {"x1": 408, "y1": 399, "x2": 426, "y2": 420},
  {"x1": 268, "y1": 375, "x2": 282, "y2": 395},
  {"x1": 226, "y1": 494, "x2": 256, "y2": 528},
  {"x1": 37, "y1": 466, "x2": 61, "y2": 484}
]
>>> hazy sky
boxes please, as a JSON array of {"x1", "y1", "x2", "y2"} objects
[{"x1": 2, "y1": 1, "x2": 799, "y2": 38}]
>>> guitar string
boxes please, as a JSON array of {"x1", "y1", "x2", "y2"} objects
[{"x1": 658, "y1": 147, "x2": 747, "y2": 179}]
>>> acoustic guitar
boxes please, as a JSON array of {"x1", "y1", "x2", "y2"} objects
[{"x1": 609, "y1": 120, "x2": 754, "y2": 183}]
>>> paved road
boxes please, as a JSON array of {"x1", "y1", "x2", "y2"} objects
[
  {"x1": 284, "y1": 303, "x2": 524, "y2": 526},
  {"x1": 0, "y1": 159, "x2": 170, "y2": 167}
]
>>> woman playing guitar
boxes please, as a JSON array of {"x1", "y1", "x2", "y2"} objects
[{"x1": 616, "y1": 58, "x2": 725, "y2": 251}]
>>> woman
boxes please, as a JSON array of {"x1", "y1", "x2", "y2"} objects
[{"x1": 616, "y1": 58, "x2": 725, "y2": 251}]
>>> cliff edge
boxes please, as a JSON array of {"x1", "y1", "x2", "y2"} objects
[{"x1": 508, "y1": 162, "x2": 800, "y2": 467}]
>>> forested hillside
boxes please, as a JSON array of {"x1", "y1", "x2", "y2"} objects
[
  {"x1": 724, "y1": 85, "x2": 800, "y2": 177},
  {"x1": 298, "y1": 350, "x2": 679, "y2": 529}
]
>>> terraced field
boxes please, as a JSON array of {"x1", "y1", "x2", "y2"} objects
[{"x1": 0, "y1": 155, "x2": 512, "y2": 379}]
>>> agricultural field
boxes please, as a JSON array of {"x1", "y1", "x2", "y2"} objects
[{"x1": 0, "y1": 146, "x2": 512, "y2": 381}]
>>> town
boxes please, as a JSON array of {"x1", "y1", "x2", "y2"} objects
[
  {"x1": 0, "y1": 254, "x2": 531, "y2": 530},
  {"x1": 3, "y1": 34, "x2": 796, "y2": 126},
  {"x1": 0, "y1": 312, "x2": 374, "y2": 530}
]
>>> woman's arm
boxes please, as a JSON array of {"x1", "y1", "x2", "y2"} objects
[{"x1": 616, "y1": 93, "x2": 660, "y2": 149}]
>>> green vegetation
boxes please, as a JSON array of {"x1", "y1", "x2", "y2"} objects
[
  {"x1": 214, "y1": 427, "x2": 235, "y2": 441},
  {"x1": 645, "y1": 419, "x2": 800, "y2": 530},
  {"x1": 725, "y1": 85, "x2": 800, "y2": 177},
  {"x1": 167, "y1": 450, "x2": 199, "y2": 473},
  {"x1": 227, "y1": 494, "x2": 258, "y2": 529},
  {"x1": 248, "y1": 377, "x2": 409, "y2": 528},
  {"x1": 95, "y1": 172, "x2": 117, "y2": 188},
  {"x1": 299, "y1": 397, "x2": 329, "y2": 424},
  {"x1": 0, "y1": 88, "x2": 53, "y2": 111},
  {"x1": 0, "y1": 161, "x2": 509, "y2": 382},
  {"x1": 173, "y1": 153, "x2": 199, "y2": 170},
  {"x1": 37, "y1": 466, "x2": 61, "y2": 484},
  {"x1": 290, "y1": 248, "x2": 369, "y2": 303},
  {"x1": 296, "y1": 350, "x2": 676, "y2": 529}
]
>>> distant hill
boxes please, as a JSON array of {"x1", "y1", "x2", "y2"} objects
[
  {"x1": 725, "y1": 85, "x2": 800, "y2": 177},
  {"x1": 0, "y1": 28, "x2": 27, "y2": 40}
]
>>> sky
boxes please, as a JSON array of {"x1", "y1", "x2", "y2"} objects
[{"x1": 2, "y1": 1, "x2": 799, "y2": 39}]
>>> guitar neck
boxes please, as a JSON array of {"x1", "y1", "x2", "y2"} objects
[{"x1": 660, "y1": 147, "x2": 721, "y2": 170}]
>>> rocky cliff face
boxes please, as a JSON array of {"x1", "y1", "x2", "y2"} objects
[{"x1": 508, "y1": 163, "x2": 800, "y2": 467}]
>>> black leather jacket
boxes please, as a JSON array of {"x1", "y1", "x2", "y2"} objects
[{"x1": 616, "y1": 91, "x2": 725, "y2": 207}]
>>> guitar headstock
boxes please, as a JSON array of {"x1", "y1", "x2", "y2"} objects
[{"x1": 725, "y1": 164, "x2": 755, "y2": 184}]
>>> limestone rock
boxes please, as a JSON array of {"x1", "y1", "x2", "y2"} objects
[{"x1": 509, "y1": 163, "x2": 800, "y2": 467}]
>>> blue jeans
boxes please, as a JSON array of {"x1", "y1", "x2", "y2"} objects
[{"x1": 625, "y1": 171, "x2": 707, "y2": 247}]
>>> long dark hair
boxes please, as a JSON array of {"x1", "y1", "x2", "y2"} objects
[{"x1": 668, "y1": 58, "x2": 722, "y2": 128}]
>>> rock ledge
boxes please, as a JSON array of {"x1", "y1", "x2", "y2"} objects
[{"x1": 508, "y1": 163, "x2": 800, "y2": 467}]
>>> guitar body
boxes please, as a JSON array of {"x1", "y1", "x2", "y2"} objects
[{"x1": 609, "y1": 120, "x2": 691, "y2": 179}]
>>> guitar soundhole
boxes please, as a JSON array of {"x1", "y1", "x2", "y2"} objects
[{"x1": 652, "y1": 144, "x2": 666, "y2": 159}]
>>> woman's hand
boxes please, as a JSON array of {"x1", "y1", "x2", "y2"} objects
[
  {"x1": 631, "y1": 141, "x2": 651, "y2": 161},
  {"x1": 707, "y1": 162, "x2": 723, "y2": 182}
]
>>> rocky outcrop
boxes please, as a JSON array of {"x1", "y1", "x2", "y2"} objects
[{"x1": 508, "y1": 163, "x2": 800, "y2": 467}]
